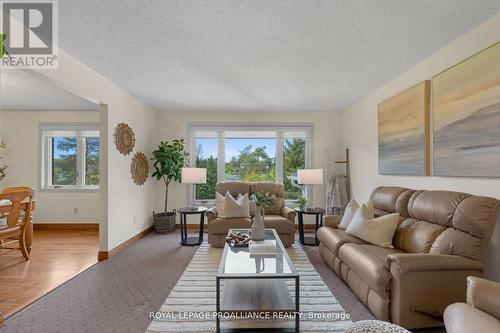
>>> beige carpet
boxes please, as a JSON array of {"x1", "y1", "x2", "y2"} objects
[{"x1": 147, "y1": 243, "x2": 353, "y2": 332}]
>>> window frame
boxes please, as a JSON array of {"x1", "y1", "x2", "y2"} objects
[
  {"x1": 39, "y1": 123, "x2": 100, "y2": 192},
  {"x1": 188, "y1": 123, "x2": 313, "y2": 205}
]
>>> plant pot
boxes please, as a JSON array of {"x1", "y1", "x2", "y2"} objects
[{"x1": 153, "y1": 210, "x2": 176, "y2": 234}]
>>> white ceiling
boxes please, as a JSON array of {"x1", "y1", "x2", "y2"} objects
[
  {"x1": 0, "y1": 70, "x2": 99, "y2": 111},
  {"x1": 58, "y1": 0, "x2": 500, "y2": 112}
]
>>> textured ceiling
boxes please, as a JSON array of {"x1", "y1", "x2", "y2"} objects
[
  {"x1": 0, "y1": 70, "x2": 99, "y2": 111},
  {"x1": 58, "y1": 0, "x2": 500, "y2": 112}
]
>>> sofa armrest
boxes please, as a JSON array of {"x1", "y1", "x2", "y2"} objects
[
  {"x1": 323, "y1": 215, "x2": 341, "y2": 228},
  {"x1": 387, "y1": 253, "x2": 484, "y2": 328},
  {"x1": 206, "y1": 207, "x2": 218, "y2": 222},
  {"x1": 280, "y1": 206, "x2": 296, "y2": 223},
  {"x1": 466, "y1": 276, "x2": 500, "y2": 320},
  {"x1": 387, "y1": 253, "x2": 484, "y2": 275}
]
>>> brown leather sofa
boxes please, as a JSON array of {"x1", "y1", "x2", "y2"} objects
[
  {"x1": 444, "y1": 276, "x2": 500, "y2": 333},
  {"x1": 206, "y1": 182, "x2": 296, "y2": 247},
  {"x1": 317, "y1": 186, "x2": 499, "y2": 329}
]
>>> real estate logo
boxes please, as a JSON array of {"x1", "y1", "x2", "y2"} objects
[{"x1": 0, "y1": 0, "x2": 58, "y2": 69}]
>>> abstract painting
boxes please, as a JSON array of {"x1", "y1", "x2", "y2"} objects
[
  {"x1": 378, "y1": 81, "x2": 430, "y2": 176},
  {"x1": 433, "y1": 42, "x2": 500, "y2": 178}
]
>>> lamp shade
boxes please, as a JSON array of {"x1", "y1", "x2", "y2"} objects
[
  {"x1": 181, "y1": 167, "x2": 207, "y2": 184},
  {"x1": 297, "y1": 169, "x2": 323, "y2": 185}
]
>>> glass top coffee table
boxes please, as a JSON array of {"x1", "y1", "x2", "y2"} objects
[{"x1": 216, "y1": 229, "x2": 300, "y2": 333}]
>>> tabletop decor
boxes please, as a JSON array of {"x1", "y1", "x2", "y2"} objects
[
  {"x1": 130, "y1": 152, "x2": 149, "y2": 186},
  {"x1": 250, "y1": 191, "x2": 276, "y2": 241},
  {"x1": 225, "y1": 231, "x2": 251, "y2": 247},
  {"x1": 378, "y1": 81, "x2": 430, "y2": 176},
  {"x1": 0, "y1": 142, "x2": 7, "y2": 182},
  {"x1": 433, "y1": 42, "x2": 500, "y2": 177},
  {"x1": 114, "y1": 122, "x2": 135, "y2": 155},
  {"x1": 151, "y1": 139, "x2": 189, "y2": 234}
]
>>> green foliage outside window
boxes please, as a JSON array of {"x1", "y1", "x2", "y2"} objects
[
  {"x1": 52, "y1": 137, "x2": 77, "y2": 185},
  {"x1": 194, "y1": 137, "x2": 306, "y2": 201},
  {"x1": 85, "y1": 138, "x2": 100, "y2": 185}
]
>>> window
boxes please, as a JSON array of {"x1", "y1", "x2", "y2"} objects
[
  {"x1": 40, "y1": 124, "x2": 100, "y2": 191},
  {"x1": 195, "y1": 138, "x2": 217, "y2": 200},
  {"x1": 225, "y1": 138, "x2": 276, "y2": 182},
  {"x1": 189, "y1": 124, "x2": 311, "y2": 203}
]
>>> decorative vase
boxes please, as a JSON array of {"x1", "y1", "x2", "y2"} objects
[{"x1": 252, "y1": 206, "x2": 266, "y2": 241}]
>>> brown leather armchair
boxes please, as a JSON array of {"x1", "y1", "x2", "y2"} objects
[
  {"x1": 317, "y1": 186, "x2": 499, "y2": 329},
  {"x1": 206, "y1": 182, "x2": 296, "y2": 247},
  {"x1": 444, "y1": 276, "x2": 500, "y2": 333}
]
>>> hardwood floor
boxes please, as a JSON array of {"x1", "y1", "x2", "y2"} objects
[{"x1": 0, "y1": 227, "x2": 99, "y2": 318}]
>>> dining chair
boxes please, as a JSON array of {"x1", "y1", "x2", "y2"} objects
[{"x1": 0, "y1": 189, "x2": 34, "y2": 260}]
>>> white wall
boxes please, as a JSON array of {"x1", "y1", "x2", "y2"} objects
[
  {"x1": 341, "y1": 13, "x2": 500, "y2": 281},
  {"x1": 0, "y1": 111, "x2": 100, "y2": 223},
  {"x1": 155, "y1": 111, "x2": 344, "y2": 223},
  {"x1": 34, "y1": 49, "x2": 158, "y2": 252}
]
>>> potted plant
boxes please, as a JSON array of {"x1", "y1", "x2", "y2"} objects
[
  {"x1": 298, "y1": 196, "x2": 307, "y2": 210},
  {"x1": 151, "y1": 139, "x2": 189, "y2": 233}
]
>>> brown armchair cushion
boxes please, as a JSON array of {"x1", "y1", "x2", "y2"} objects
[
  {"x1": 263, "y1": 215, "x2": 294, "y2": 234},
  {"x1": 466, "y1": 276, "x2": 500, "y2": 320},
  {"x1": 207, "y1": 217, "x2": 252, "y2": 234}
]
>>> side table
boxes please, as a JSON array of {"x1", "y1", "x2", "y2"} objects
[
  {"x1": 295, "y1": 207, "x2": 325, "y2": 246},
  {"x1": 177, "y1": 206, "x2": 208, "y2": 246}
]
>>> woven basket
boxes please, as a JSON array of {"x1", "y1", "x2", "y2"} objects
[{"x1": 153, "y1": 210, "x2": 176, "y2": 234}]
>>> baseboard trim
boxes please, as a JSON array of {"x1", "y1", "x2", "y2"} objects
[
  {"x1": 98, "y1": 226, "x2": 153, "y2": 261},
  {"x1": 33, "y1": 223, "x2": 99, "y2": 231}
]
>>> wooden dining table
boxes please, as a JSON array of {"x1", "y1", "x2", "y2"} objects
[{"x1": 0, "y1": 199, "x2": 36, "y2": 252}]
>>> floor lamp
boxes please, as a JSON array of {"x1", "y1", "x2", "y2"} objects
[{"x1": 297, "y1": 168, "x2": 323, "y2": 208}]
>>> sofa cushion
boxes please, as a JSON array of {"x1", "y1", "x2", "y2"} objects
[
  {"x1": 393, "y1": 218, "x2": 446, "y2": 253},
  {"x1": 263, "y1": 215, "x2": 294, "y2": 233},
  {"x1": 208, "y1": 217, "x2": 252, "y2": 234},
  {"x1": 370, "y1": 186, "x2": 414, "y2": 218},
  {"x1": 317, "y1": 227, "x2": 366, "y2": 257},
  {"x1": 216, "y1": 182, "x2": 251, "y2": 198},
  {"x1": 339, "y1": 243, "x2": 403, "y2": 296},
  {"x1": 250, "y1": 182, "x2": 285, "y2": 215}
]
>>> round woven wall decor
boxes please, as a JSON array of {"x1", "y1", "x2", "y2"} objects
[
  {"x1": 130, "y1": 152, "x2": 149, "y2": 186},
  {"x1": 114, "y1": 122, "x2": 135, "y2": 155}
]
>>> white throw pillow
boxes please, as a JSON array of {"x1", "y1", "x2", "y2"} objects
[
  {"x1": 338, "y1": 199, "x2": 374, "y2": 229},
  {"x1": 338, "y1": 198, "x2": 359, "y2": 229},
  {"x1": 222, "y1": 192, "x2": 251, "y2": 218},
  {"x1": 215, "y1": 192, "x2": 225, "y2": 217},
  {"x1": 346, "y1": 210, "x2": 400, "y2": 248}
]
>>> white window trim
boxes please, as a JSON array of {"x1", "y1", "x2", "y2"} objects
[
  {"x1": 39, "y1": 123, "x2": 100, "y2": 192},
  {"x1": 187, "y1": 122, "x2": 313, "y2": 205}
]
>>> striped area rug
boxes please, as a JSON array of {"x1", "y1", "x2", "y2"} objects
[{"x1": 146, "y1": 243, "x2": 352, "y2": 332}]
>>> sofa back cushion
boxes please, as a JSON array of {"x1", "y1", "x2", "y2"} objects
[
  {"x1": 215, "y1": 182, "x2": 285, "y2": 216},
  {"x1": 396, "y1": 190, "x2": 498, "y2": 261},
  {"x1": 216, "y1": 182, "x2": 251, "y2": 199},
  {"x1": 370, "y1": 186, "x2": 414, "y2": 218},
  {"x1": 250, "y1": 182, "x2": 285, "y2": 215}
]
